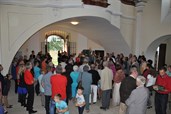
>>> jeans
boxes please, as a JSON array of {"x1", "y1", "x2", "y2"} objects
[
  {"x1": 45, "y1": 95, "x2": 51, "y2": 114},
  {"x1": 78, "y1": 106, "x2": 85, "y2": 114},
  {"x1": 155, "y1": 92, "x2": 168, "y2": 114},
  {"x1": 50, "y1": 99, "x2": 56, "y2": 114}
]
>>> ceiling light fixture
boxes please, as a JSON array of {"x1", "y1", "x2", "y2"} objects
[{"x1": 70, "y1": 21, "x2": 79, "y2": 25}]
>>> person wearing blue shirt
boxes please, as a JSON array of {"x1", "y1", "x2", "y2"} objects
[
  {"x1": 54, "y1": 94, "x2": 69, "y2": 114},
  {"x1": 70, "y1": 65, "x2": 80, "y2": 98},
  {"x1": 33, "y1": 61, "x2": 41, "y2": 96}
]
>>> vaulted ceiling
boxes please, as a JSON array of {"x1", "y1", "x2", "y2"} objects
[{"x1": 42, "y1": 16, "x2": 131, "y2": 54}]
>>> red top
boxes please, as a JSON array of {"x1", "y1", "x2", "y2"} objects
[
  {"x1": 155, "y1": 74, "x2": 171, "y2": 94},
  {"x1": 50, "y1": 74, "x2": 67, "y2": 100},
  {"x1": 143, "y1": 69, "x2": 150, "y2": 79},
  {"x1": 24, "y1": 70, "x2": 34, "y2": 85}
]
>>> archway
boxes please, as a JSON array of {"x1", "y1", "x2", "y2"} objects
[
  {"x1": 146, "y1": 35, "x2": 171, "y2": 70},
  {"x1": 46, "y1": 35, "x2": 64, "y2": 65}
]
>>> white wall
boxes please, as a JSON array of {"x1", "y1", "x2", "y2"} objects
[
  {"x1": 141, "y1": 0, "x2": 171, "y2": 60},
  {"x1": 165, "y1": 38, "x2": 171, "y2": 65}
]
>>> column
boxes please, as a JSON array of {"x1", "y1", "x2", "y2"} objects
[{"x1": 134, "y1": 1, "x2": 146, "y2": 56}]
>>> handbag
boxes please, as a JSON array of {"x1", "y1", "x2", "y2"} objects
[{"x1": 77, "y1": 72, "x2": 83, "y2": 89}]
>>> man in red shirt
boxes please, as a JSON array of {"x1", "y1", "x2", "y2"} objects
[
  {"x1": 50, "y1": 65, "x2": 67, "y2": 114},
  {"x1": 24, "y1": 62, "x2": 37, "y2": 114},
  {"x1": 153, "y1": 67, "x2": 171, "y2": 114}
]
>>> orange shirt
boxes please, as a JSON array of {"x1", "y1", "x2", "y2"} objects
[
  {"x1": 41, "y1": 61, "x2": 47, "y2": 73},
  {"x1": 24, "y1": 70, "x2": 34, "y2": 85},
  {"x1": 50, "y1": 74, "x2": 67, "y2": 100}
]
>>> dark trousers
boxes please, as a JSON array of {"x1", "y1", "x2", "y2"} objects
[
  {"x1": 19, "y1": 94, "x2": 27, "y2": 106},
  {"x1": 101, "y1": 89, "x2": 111, "y2": 109},
  {"x1": 14, "y1": 79, "x2": 18, "y2": 94},
  {"x1": 45, "y1": 95, "x2": 51, "y2": 114},
  {"x1": 155, "y1": 92, "x2": 168, "y2": 114},
  {"x1": 78, "y1": 106, "x2": 85, "y2": 114},
  {"x1": 35, "y1": 81, "x2": 40, "y2": 96},
  {"x1": 26, "y1": 85, "x2": 34, "y2": 111}
]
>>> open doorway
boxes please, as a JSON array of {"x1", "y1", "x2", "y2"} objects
[{"x1": 47, "y1": 35, "x2": 64, "y2": 65}]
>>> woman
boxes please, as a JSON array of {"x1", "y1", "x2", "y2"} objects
[
  {"x1": 112, "y1": 64, "x2": 125, "y2": 106},
  {"x1": 70, "y1": 65, "x2": 80, "y2": 98},
  {"x1": 17, "y1": 64, "x2": 27, "y2": 107},
  {"x1": 126, "y1": 76, "x2": 149, "y2": 114}
]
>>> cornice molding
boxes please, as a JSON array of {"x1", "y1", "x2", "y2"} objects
[{"x1": 0, "y1": 0, "x2": 83, "y2": 8}]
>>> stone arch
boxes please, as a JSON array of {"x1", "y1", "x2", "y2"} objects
[{"x1": 145, "y1": 35, "x2": 171, "y2": 63}]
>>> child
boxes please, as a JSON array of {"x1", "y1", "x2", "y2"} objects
[
  {"x1": 54, "y1": 94, "x2": 69, "y2": 114},
  {"x1": 38, "y1": 70, "x2": 45, "y2": 106},
  {"x1": 75, "y1": 87, "x2": 86, "y2": 114}
]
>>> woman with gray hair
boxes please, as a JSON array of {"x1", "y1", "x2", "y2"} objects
[
  {"x1": 77, "y1": 65, "x2": 92, "y2": 113},
  {"x1": 125, "y1": 76, "x2": 149, "y2": 114}
]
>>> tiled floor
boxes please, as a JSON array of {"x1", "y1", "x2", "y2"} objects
[{"x1": 7, "y1": 82, "x2": 171, "y2": 114}]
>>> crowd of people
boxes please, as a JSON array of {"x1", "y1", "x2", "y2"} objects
[{"x1": 0, "y1": 50, "x2": 171, "y2": 114}]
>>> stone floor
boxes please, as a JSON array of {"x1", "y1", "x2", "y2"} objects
[{"x1": 7, "y1": 81, "x2": 171, "y2": 114}]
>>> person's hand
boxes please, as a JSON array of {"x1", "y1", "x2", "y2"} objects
[
  {"x1": 75, "y1": 103, "x2": 79, "y2": 107},
  {"x1": 153, "y1": 85, "x2": 159, "y2": 91}
]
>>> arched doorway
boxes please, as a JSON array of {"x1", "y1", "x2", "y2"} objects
[
  {"x1": 46, "y1": 35, "x2": 64, "y2": 65},
  {"x1": 146, "y1": 35, "x2": 171, "y2": 70}
]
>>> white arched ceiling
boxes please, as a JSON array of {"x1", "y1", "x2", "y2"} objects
[
  {"x1": 39, "y1": 16, "x2": 131, "y2": 55},
  {"x1": 145, "y1": 35, "x2": 171, "y2": 61}
]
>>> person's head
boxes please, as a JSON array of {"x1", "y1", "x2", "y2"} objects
[
  {"x1": 73, "y1": 65, "x2": 78, "y2": 71},
  {"x1": 41, "y1": 70, "x2": 45, "y2": 75},
  {"x1": 83, "y1": 65, "x2": 89, "y2": 72},
  {"x1": 54, "y1": 94, "x2": 62, "y2": 103},
  {"x1": 26, "y1": 62, "x2": 32, "y2": 70},
  {"x1": 46, "y1": 65, "x2": 52, "y2": 72},
  {"x1": 6, "y1": 74, "x2": 12, "y2": 80},
  {"x1": 0, "y1": 64, "x2": 3, "y2": 72},
  {"x1": 56, "y1": 65, "x2": 63, "y2": 74},
  {"x1": 159, "y1": 66, "x2": 167, "y2": 76},
  {"x1": 31, "y1": 50, "x2": 35, "y2": 54},
  {"x1": 103, "y1": 61, "x2": 108, "y2": 68},
  {"x1": 146, "y1": 63, "x2": 151, "y2": 70},
  {"x1": 34, "y1": 61, "x2": 39, "y2": 66},
  {"x1": 130, "y1": 67, "x2": 138, "y2": 78},
  {"x1": 90, "y1": 64, "x2": 96, "y2": 70},
  {"x1": 147, "y1": 59, "x2": 153, "y2": 65},
  {"x1": 115, "y1": 64, "x2": 122, "y2": 71},
  {"x1": 77, "y1": 86, "x2": 84, "y2": 95},
  {"x1": 136, "y1": 76, "x2": 146, "y2": 86},
  {"x1": 167, "y1": 65, "x2": 171, "y2": 72},
  {"x1": 83, "y1": 58, "x2": 89, "y2": 64}
]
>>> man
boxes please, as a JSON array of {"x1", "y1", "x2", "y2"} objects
[
  {"x1": 153, "y1": 67, "x2": 171, "y2": 114},
  {"x1": 100, "y1": 61, "x2": 113, "y2": 110},
  {"x1": 42, "y1": 65, "x2": 53, "y2": 114},
  {"x1": 79, "y1": 58, "x2": 90, "y2": 72},
  {"x1": 49, "y1": 65, "x2": 67, "y2": 114},
  {"x1": 24, "y1": 62, "x2": 37, "y2": 114},
  {"x1": 119, "y1": 67, "x2": 138, "y2": 114},
  {"x1": 126, "y1": 76, "x2": 149, "y2": 114},
  {"x1": 88, "y1": 64, "x2": 100, "y2": 104}
]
